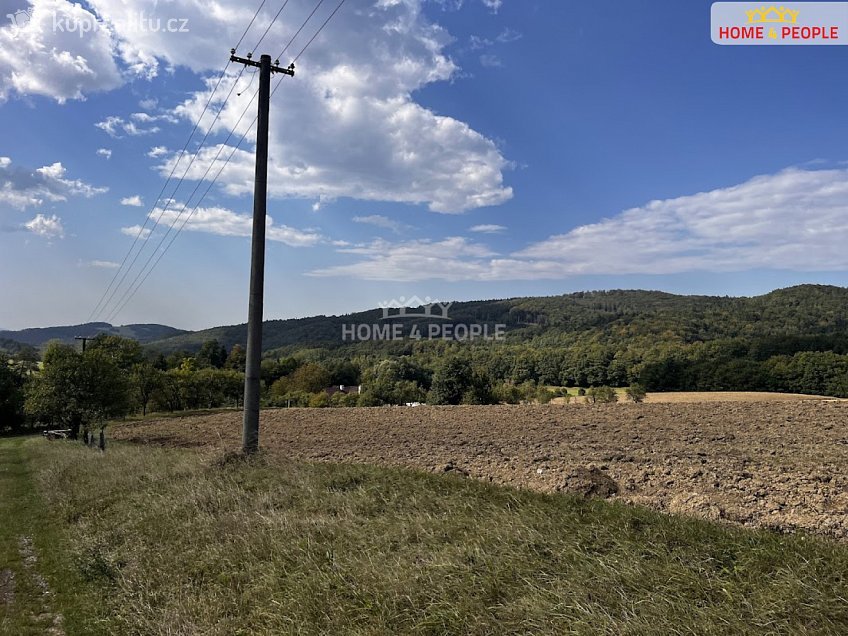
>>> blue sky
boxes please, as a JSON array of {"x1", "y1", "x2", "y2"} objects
[{"x1": 1, "y1": 0, "x2": 847, "y2": 330}]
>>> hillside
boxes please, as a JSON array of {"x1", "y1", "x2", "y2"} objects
[
  {"x1": 0, "y1": 322, "x2": 188, "y2": 348},
  {"x1": 144, "y1": 284, "x2": 848, "y2": 354}
]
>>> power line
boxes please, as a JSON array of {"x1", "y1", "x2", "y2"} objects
[
  {"x1": 104, "y1": 87, "x2": 261, "y2": 324},
  {"x1": 87, "y1": 0, "x2": 270, "y2": 323},
  {"x1": 92, "y1": 64, "x2": 249, "y2": 322},
  {"x1": 104, "y1": 0, "x2": 350, "y2": 323},
  {"x1": 293, "y1": 0, "x2": 347, "y2": 63},
  {"x1": 251, "y1": 0, "x2": 292, "y2": 55},
  {"x1": 88, "y1": 62, "x2": 233, "y2": 323},
  {"x1": 277, "y1": 0, "x2": 327, "y2": 60},
  {"x1": 106, "y1": 69, "x2": 304, "y2": 323},
  {"x1": 235, "y1": 0, "x2": 267, "y2": 51},
  {"x1": 106, "y1": 105, "x2": 264, "y2": 324}
]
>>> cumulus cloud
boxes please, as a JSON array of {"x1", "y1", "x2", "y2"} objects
[
  {"x1": 481, "y1": 0, "x2": 503, "y2": 13},
  {"x1": 96, "y1": 148, "x2": 112, "y2": 159},
  {"x1": 150, "y1": 204, "x2": 321, "y2": 247},
  {"x1": 0, "y1": 0, "x2": 123, "y2": 102},
  {"x1": 0, "y1": 157, "x2": 106, "y2": 208},
  {"x1": 24, "y1": 213, "x2": 64, "y2": 238},
  {"x1": 162, "y1": 1, "x2": 512, "y2": 213},
  {"x1": 120, "y1": 195, "x2": 143, "y2": 206},
  {"x1": 310, "y1": 167, "x2": 848, "y2": 281},
  {"x1": 2, "y1": 1, "x2": 513, "y2": 214},
  {"x1": 121, "y1": 224, "x2": 151, "y2": 239}
]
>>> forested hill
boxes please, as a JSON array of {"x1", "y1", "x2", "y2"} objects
[
  {"x1": 145, "y1": 284, "x2": 848, "y2": 355},
  {"x1": 0, "y1": 323, "x2": 187, "y2": 347}
]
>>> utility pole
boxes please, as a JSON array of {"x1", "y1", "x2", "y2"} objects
[
  {"x1": 74, "y1": 336, "x2": 90, "y2": 352},
  {"x1": 230, "y1": 50, "x2": 294, "y2": 454}
]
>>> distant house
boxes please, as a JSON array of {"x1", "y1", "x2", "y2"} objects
[{"x1": 325, "y1": 384, "x2": 362, "y2": 397}]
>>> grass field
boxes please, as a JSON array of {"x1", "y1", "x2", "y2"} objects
[
  {"x1": 2, "y1": 436, "x2": 848, "y2": 634},
  {"x1": 552, "y1": 390, "x2": 843, "y2": 405}
]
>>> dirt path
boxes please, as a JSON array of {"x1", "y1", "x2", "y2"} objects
[
  {"x1": 17, "y1": 536, "x2": 65, "y2": 636},
  {"x1": 113, "y1": 401, "x2": 848, "y2": 540}
]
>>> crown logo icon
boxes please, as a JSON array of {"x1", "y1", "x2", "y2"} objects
[
  {"x1": 378, "y1": 296, "x2": 453, "y2": 321},
  {"x1": 746, "y1": 5, "x2": 799, "y2": 24}
]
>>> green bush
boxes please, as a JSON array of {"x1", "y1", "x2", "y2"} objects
[
  {"x1": 587, "y1": 386, "x2": 618, "y2": 404},
  {"x1": 625, "y1": 383, "x2": 647, "y2": 403}
]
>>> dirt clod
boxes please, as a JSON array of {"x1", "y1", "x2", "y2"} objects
[{"x1": 563, "y1": 467, "x2": 619, "y2": 499}]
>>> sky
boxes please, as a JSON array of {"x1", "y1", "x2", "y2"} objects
[{"x1": 1, "y1": 0, "x2": 848, "y2": 330}]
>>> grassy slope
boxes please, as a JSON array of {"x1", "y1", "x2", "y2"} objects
[
  {"x1": 3, "y1": 437, "x2": 848, "y2": 634},
  {"x1": 0, "y1": 438, "x2": 108, "y2": 635}
]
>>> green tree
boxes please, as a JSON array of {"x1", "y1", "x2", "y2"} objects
[
  {"x1": 285, "y1": 363, "x2": 331, "y2": 394},
  {"x1": 87, "y1": 334, "x2": 143, "y2": 371},
  {"x1": 132, "y1": 362, "x2": 163, "y2": 416},
  {"x1": 26, "y1": 343, "x2": 131, "y2": 439},
  {"x1": 429, "y1": 357, "x2": 494, "y2": 405},
  {"x1": 197, "y1": 339, "x2": 228, "y2": 369},
  {"x1": 225, "y1": 344, "x2": 247, "y2": 372},
  {"x1": 0, "y1": 354, "x2": 26, "y2": 432}
]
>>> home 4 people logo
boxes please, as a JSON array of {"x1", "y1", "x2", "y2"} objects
[
  {"x1": 711, "y1": 2, "x2": 848, "y2": 45},
  {"x1": 341, "y1": 295, "x2": 506, "y2": 342}
]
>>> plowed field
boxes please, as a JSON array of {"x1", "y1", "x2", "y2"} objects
[{"x1": 113, "y1": 401, "x2": 848, "y2": 540}]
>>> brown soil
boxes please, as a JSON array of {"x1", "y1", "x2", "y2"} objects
[{"x1": 112, "y1": 401, "x2": 848, "y2": 540}]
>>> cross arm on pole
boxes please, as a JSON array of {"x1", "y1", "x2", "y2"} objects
[{"x1": 230, "y1": 50, "x2": 295, "y2": 76}]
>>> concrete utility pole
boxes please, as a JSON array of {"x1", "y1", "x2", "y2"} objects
[{"x1": 230, "y1": 50, "x2": 294, "y2": 454}]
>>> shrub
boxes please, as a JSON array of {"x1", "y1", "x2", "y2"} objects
[
  {"x1": 587, "y1": 386, "x2": 618, "y2": 404},
  {"x1": 625, "y1": 383, "x2": 647, "y2": 403}
]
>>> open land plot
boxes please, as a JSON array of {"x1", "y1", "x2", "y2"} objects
[{"x1": 113, "y1": 400, "x2": 848, "y2": 540}]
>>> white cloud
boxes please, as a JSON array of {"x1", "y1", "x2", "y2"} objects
[
  {"x1": 121, "y1": 224, "x2": 151, "y2": 239},
  {"x1": 481, "y1": 0, "x2": 503, "y2": 13},
  {"x1": 147, "y1": 146, "x2": 168, "y2": 158},
  {"x1": 96, "y1": 148, "x2": 112, "y2": 159},
  {"x1": 0, "y1": 157, "x2": 106, "y2": 209},
  {"x1": 2, "y1": 1, "x2": 513, "y2": 214},
  {"x1": 161, "y1": 1, "x2": 512, "y2": 213},
  {"x1": 95, "y1": 115, "x2": 160, "y2": 138},
  {"x1": 479, "y1": 54, "x2": 502, "y2": 68},
  {"x1": 0, "y1": 0, "x2": 123, "y2": 103},
  {"x1": 88, "y1": 260, "x2": 120, "y2": 268},
  {"x1": 150, "y1": 204, "x2": 321, "y2": 247},
  {"x1": 309, "y1": 167, "x2": 848, "y2": 281},
  {"x1": 120, "y1": 195, "x2": 143, "y2": 206},
  {"x1": 469, "y1": 224, "x2": 506, "y2": 233},
  {"x1": 496, "y1": 28, "x2": 521, "y2": 43},
  {"x1": 514, "y1": 167, "x2": 848, "y2": 275},
  {"x1": 24, "y1": 213, "x2": 64, "y2": 239},
  {"x1": 310, "y1": 237, "x2": 496, "y2": 281},
  {"x1": 352, "y1": 214, "x2": 412, "y2": 234}
]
